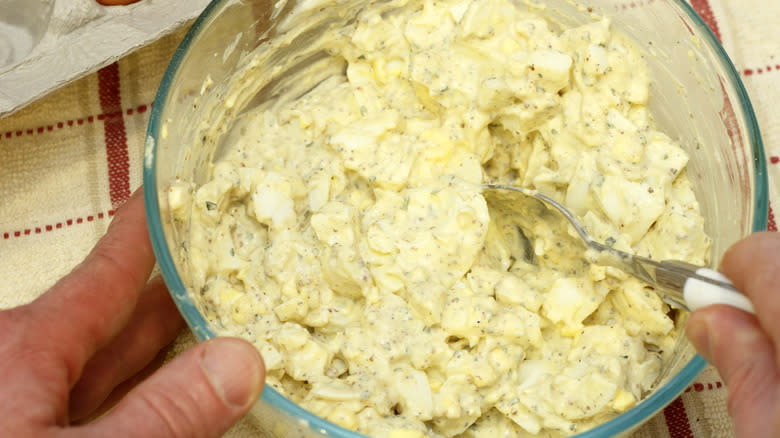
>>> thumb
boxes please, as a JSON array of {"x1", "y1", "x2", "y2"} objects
[
  {"x1": 686, "y1": 305, "x2": 778, "y2": 436},
  {"x1": 78, "y1": 338, "x2": 265, "y2": 438}
]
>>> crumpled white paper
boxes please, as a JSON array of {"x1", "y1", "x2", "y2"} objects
[{"x1": 0, "y1": 0, "x2": 211, "y2": 118}]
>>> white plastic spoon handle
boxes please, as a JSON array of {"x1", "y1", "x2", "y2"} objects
[{"x1": 683, "y1": 268, "x2": 755, "y2": 314}]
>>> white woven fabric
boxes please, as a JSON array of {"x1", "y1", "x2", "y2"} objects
[{"x1": 1, "y1": 0, "x2": 777, "y2": 435}]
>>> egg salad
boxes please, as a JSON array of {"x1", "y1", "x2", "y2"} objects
[{"x1": 170, "y1": 0, "x2": 711, "y2": 435}]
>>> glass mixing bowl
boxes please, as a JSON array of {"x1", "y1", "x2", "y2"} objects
[{"x1": 143, "y1": 0, "x2": 767, "y2": 436}]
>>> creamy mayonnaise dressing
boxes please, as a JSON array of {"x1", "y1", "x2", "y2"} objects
[{"x1": 169, "y1": 0, "x2": 710, "y2": 436}]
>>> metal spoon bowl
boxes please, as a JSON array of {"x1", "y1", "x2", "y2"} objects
[{"x1": 482, "y1": 183, "x2": 754, "y2": 314}]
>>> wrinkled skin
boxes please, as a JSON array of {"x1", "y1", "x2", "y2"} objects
[{"x1": 0, "y1": 189, "x2": 265, "y2": 438}]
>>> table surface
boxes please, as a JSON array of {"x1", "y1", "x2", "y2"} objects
[{"x1": 0, "y1": 0, "x2": 777, "y2": 436}]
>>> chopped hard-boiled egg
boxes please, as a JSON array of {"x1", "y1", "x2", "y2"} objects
[{"x1": 178, "y1": 0, "x2": 710, "y2": 436}]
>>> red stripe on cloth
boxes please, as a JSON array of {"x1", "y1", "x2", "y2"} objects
[
  {"x1": 98, "y1": 63, "x2": 131, "y2": 209},
  {"x1": 768, "y1": 204, "x2": 777, "y2": 232},
  {"x1": 684, "y1": 381, "x2": 726, "y2": 392},
  {"x1": 0, "y1": 104, "x2": 151, "y2": 141},
  {"x1": 743, "y1": 64, "x2": 780, "y2": 76},
  {"x1": 2, "y1": 211, "x2": 115, "y2": 240},
  {"x1": 664, "y1": 397, "x2": 694, "y2": 438},
  {"x1": 742, "y1": 64, "x2": 780, "y2": 76},
  {"x1": 690, "y1": 0, "x2": 722, "y2": 41}
]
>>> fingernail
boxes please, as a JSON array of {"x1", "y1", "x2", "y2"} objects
[
  {"x1": 686, "y1": 311, "x2": 714, "y2": 363},
  {"x1": 201, "y1": 339, "x2": 265, "y2": 409}
]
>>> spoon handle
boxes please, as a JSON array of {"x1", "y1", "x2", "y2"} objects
[
  {"x1": 638, "y1": 258, "x2": 755, "y2": 314},
  {"x1": 682, "y1": 267, "x2": 755, "y2": 314}
]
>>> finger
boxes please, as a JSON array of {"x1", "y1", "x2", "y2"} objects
[
  {"x1": 68, "y1": 276, "x2": 185, "y2": 422},
  {"x1": 72, "y1": 345, "x2": 170, "y2": 425},
  {"x1": 0, "y1": 307, "x2": 70, "y2": 430},
  {"x1": 718, "y1": 232, "x2": 780, "y2": 359},
  {"x1": 76, "y1": 338, "x2": 265, "y2": 438},
  {"x1": 29, "y1": 188, "x2": 155, "y2": 387},
  {"x1": 686, "y1": 305, "x2": 779, "y2": 437}
]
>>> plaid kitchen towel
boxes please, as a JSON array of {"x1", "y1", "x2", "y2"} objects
[{"x1": 1, "y1": 0, "x2": 777, "y2": 436}]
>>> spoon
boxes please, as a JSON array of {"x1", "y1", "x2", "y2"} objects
[{"x1": 482, "y1": 183, "x2": 755, "y2": 314}]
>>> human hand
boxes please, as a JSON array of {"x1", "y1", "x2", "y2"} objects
[
  {"x1": 686, "y1": 231, "x2": 780, "y2": 437},
  {"x1": 0, "y1": 188, "x2": 265, "y2": 438}
]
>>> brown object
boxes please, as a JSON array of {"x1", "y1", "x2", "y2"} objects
[{"x1": 96, "y1": 0, "x2": 143, "y2": 5}]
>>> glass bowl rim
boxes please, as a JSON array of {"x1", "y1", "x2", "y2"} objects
[{"x1": 143, "y1": 0, "x2": 768, "y2": 436}]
